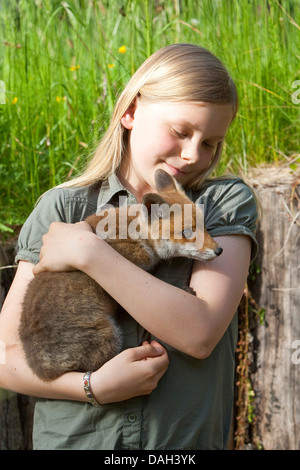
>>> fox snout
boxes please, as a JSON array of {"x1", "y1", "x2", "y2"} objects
[
  {"x1": 199, "y1": 235, "x2": 223, "y2": 261},
  {"x1": 202, "y1": 244, "x2": 223, "y2": 261},
  {"x1": 214, "y1": 246, "x2": 223, "y2": 257}
]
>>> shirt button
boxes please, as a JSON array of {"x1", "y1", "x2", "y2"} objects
[{"x1": 127, "y1": 413, "x2": 137, "y2": 423}]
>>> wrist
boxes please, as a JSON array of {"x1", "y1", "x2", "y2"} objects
[
  {"x1": 83, "y1": 371, "x2": 102, "y2": 407},
  {"x1": 74, "y1": 232, "x2": 103, "y2": 272},
  {"x1": 84, "y1": 367, "x2": 110, "y2": 405}
]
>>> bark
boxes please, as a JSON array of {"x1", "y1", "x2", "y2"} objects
[
  {"x1": 0, "y1": 232, "x2": 35, "y2": 450},
  {"x1": 244, "y1": 166, "x2": 300, "y2": 450}
]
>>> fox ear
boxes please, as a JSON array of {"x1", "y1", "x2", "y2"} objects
[
  {"x1": 154, "y1": 169, "x2": 177, "y2": 192},
  {"x1": 142, "y1": 193, "x2": 168, "y2": 220}
]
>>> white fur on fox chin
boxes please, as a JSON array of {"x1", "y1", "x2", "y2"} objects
[{"x1": 153, "y1": 239, "x2": 217, "y2": 262}]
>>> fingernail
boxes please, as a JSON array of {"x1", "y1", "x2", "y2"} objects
[{"x1": 154, "y1": 346, "x2": 163, "y2": 354}]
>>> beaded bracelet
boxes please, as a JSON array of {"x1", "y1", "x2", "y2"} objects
[{"x1": 83, "y1": 371, "x2": 102, "y2": 407}]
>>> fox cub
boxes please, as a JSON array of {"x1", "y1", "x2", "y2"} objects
[{"x1": 19, "y1": 169, "x2": 222, "y2": 380}]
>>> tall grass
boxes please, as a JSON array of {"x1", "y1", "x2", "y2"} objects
[{"x1": 0, "y1": 0, "x2": 299, "y2": 227}]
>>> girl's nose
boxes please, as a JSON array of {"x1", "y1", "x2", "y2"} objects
[{"x1": 180, "y1": 146, "x2": 199, "y2": 164}]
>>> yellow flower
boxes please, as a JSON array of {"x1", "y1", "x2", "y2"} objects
[
  {"x1": 11, "y1": 97, "x2": 17, "y2": 104},
  {"x1": 108, "y1": 63, "x2": 115, "y2": 68},
  {"x1": 118, "y1": 45, "x2": 126, "y2": 54},
  {"x1": 70, "y1": 64, "x2": 80, "y2": 71},
  {"x1": 56, "y1": 96, "x2": 67, "y2": 103}
]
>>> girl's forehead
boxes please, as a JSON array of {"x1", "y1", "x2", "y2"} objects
[
  {"x1": 138, "y1": 99, "x2": 232, "y2": 114},
  {"x1": 137, "y1": 100, "x2": 233, "y2": 129}
]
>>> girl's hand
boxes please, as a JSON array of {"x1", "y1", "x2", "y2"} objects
[
  {"x1": 90, "y1": 341, "x2": 169, "y2": 404},
  {"x1": 33, "y1": 221, "x2": 95, "y2": 275}
]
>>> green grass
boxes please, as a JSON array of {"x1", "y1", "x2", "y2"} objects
[{"x1": 0, "y1": 0, "x2": 299, "y2": 228}]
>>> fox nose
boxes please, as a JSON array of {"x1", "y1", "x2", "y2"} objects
[{"x1": 215, "y1": 246, "x2": 223, "y2": 257}]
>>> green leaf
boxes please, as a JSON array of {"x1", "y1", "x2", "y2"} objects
[{"x1": 0, "y1": 223, "x2": 14, "y2": 234}]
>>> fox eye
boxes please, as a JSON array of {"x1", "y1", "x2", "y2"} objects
[{"x1": 182, "y1": 228, "x2": 194, "y2": 239}]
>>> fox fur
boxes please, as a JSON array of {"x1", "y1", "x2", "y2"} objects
[{"x1": 19, "y1": 170, "x2": 222, "y2": 380}]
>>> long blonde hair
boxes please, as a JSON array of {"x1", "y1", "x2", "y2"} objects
[{"x1": 61, "y1": 43, "x2": 238, "y2": 190}]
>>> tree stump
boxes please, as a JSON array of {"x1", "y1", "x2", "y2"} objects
[
  {"x1": 0, "y1": 233, "x2": 36, "y2": 450},
  {"x1": 246, "y1": 165, "x2": 300, "y2": 450}
]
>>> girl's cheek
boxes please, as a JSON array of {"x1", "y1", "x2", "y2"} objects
[{"x1": 157, "y1": 135, "x2": 178, "y2": 152}]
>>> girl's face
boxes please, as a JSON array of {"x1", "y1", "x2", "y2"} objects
[{"x1": 119, "y1": 98, "x2": 233, "y2": 200}]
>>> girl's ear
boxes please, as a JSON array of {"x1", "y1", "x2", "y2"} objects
[{"x1": 121, "y1": 99, "x2": 137, "y2": 130}]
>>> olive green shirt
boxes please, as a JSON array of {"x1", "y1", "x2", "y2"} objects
[{"x1": 16, "y1": 174, "x2": 258, "y2": 450}]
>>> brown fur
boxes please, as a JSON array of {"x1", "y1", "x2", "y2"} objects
[{"x1": 19, "y1": 170, "x2": 221, "y2": 380}]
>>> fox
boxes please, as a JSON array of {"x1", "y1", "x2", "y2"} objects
[{"x1": 19, "y1": 169, "x2": 222, "y2": 380}]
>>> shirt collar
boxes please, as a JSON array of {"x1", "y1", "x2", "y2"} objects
[
  {"x1": 96, "y1": 173, "x2": 194, "y2": 211},
  {"x1": 96, "y1": 173, "x2": 135, "y2": 211}
]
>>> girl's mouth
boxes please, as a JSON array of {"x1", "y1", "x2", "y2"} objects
[{"x1": 164, "y1": 162, "x2": 185, "y2": 176}]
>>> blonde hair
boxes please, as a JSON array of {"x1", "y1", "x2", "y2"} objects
[{"x1": 61, "y1": 43, "x2": 238, "y2": 190}]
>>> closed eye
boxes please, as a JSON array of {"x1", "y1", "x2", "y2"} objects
[
  {"x1": 171, "y1": 128, "x2": 189, "y2": 139},
  {"x1": 203, "y1": 141, "x2": 216, "y2": 149}
]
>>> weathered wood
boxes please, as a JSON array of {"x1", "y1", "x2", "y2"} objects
[
  {"x1": 0, "y1": 235, "x2": 35, "y2": 450},
  {"x1": 247, "y1": 166, "x2": 300, "y2": 450},
  {"x1": 0, "y1": 390, "x2": 36, "y2": 450}
]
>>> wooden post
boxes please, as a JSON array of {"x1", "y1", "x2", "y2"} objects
[
  {"x1": 0, "y1": 234, "x2": 35, "y2": 450},
  {"x1": 246, "y1": 166, "x2": 300, "y2": 450}
]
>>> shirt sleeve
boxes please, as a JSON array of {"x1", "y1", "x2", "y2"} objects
[
  {"x1": 194, "y1": 178, "x2": 259, "y2": 261},
  {"x1": 15, "y1": 188, "x2": 68, "y2": 265}
]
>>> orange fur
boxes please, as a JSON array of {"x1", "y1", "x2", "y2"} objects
[{"x1": 19, "y1": 170, "x2": 222, "y2": 380}]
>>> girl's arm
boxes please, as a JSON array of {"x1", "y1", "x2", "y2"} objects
[
  {"x1": 0, "y1": 261, "x2": 169, "y2": 403},
  {"x1": 34, "y1": 221, "x2": 251, "y2": 359}
]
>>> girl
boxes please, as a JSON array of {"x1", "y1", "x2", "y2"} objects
[{"x1": 0, "y1": 43, "x2": 258, "y2": 450}]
